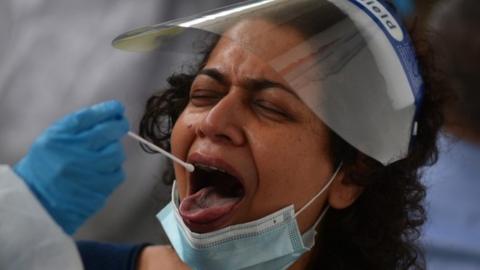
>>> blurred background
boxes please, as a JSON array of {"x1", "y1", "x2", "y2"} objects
[
  {"x1": 0, "y1": 0, "x2": 237, "y2": 244},
  {"x1": 0, "y1": 0, "x2": 478, "y2": 269},
  {"x1": 414, "y1": 0, "x2": 480, "y2": 269}
]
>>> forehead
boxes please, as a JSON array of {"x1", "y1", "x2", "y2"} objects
[
  {"x1": 203, "y1": 19, "x2": 314, "y2": 83},
  {"x1": 221, "y1": 19, "x2": 307, "y2": 61}
]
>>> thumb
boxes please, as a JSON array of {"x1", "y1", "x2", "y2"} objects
[{"x1": 52, "y1": 100, "x2": 125, "y2": 134}]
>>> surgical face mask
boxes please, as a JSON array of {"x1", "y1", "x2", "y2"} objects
[{"x1": 157, "y1": 163, "x2": 343, "y2": 270}]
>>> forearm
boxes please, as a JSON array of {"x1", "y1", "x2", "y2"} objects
[
  {"x1": 76, "y1": 241, "x2": 149, "y2": 270},
  {"x1": 76, "y1": 242, "x2": 191, "y2": 270}
]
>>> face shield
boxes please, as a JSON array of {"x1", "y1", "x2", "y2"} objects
[{"x1": 113, "y1": 0, "x2": 424, "y2": 165}]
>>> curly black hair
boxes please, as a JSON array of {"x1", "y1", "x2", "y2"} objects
[{"x1": 138, "y1": 13, "x2": 447, "y2": 270}]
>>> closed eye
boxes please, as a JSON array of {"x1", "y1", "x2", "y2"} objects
[
  {"x1": 253, "y1": 99, "x2": 292, "y2": 120},
  {"x1": 190, "y1": 90, "x2": 223, "y2": 107}
]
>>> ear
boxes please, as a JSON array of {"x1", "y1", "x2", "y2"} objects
[{"x1": 327, "y1": 172, "x2": 363, "y2": 209}]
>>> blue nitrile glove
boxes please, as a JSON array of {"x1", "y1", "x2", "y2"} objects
[{"x1": 14, "y1": 100, "x2": 129, "y2": 234}]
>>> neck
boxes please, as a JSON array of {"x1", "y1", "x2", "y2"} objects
[{"x1": 288, "y1": 249, "x2": 315, "y2": 270}]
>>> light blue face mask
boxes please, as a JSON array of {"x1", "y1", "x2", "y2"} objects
[{"x1": 157, "y1": 163, "x2": 342, "y2": 270}]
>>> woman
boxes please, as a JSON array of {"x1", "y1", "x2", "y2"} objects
[{"x1": 113, "y1": 0, "x2": 445, "y2": 269}]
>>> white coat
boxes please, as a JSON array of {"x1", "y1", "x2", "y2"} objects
[{"x1": 0, "y1": 165, "x2": 83, "y2": 270}]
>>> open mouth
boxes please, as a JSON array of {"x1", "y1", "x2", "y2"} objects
[{"x1": 179, "y1": 161, "x2": 246, "y2": 231}]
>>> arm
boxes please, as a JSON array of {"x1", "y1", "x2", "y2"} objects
[
  {"x1": 76, "y1": 241, "x2": 149, "y2": 270},
  {"x1": 76, "y1": 242, "x2": 191, "y2": 270},
  {"x1": 0, "y1": 165, "x2": 83, "y2": 270},
  {"x1": 137, "y1": 245, "x2": 191, "y2": 270}
]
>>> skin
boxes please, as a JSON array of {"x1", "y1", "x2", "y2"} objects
[
  {"x1": 140, "y1": 20, "x2": 363, "y2": 270},
  {"x1": 137, "y1": 246, "x2": 191, "y2": 270},
  {"x1": 170, "y1": 19, "x2": 362, "y2": 269}
]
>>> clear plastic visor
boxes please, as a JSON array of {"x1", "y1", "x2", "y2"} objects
[{"x1": 113, "y1": 0, "x2": 419, "y2": 165}]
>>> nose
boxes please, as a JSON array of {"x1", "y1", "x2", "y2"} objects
[{"x1": 196, "y1": 91, "x2": 246, "y2": 146}]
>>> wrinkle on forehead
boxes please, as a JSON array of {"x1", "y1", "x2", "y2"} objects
[
  {"x1": 205, "y1": 39, "x2": 276, "y2": 83},
  {"x1": 221, "y1": 19, "x2": 307, "y2": 62},
  {"x1": 203, "y1": 18, "x2": 322, "y2": 104}
]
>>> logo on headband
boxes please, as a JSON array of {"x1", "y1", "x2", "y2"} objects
[{"x1": 356, "y1": 0, "x2": 404, "y2": 41}]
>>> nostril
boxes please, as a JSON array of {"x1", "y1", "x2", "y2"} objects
[
  {"x1": 196, "y1": 120, "x2": 232, "y2": 143},
  {"x1": 196, "y1": 109, "x2": 245, "y2": 145},
  {"x1": 195, "y1": 125, "x2": 208, "y2": 139}
]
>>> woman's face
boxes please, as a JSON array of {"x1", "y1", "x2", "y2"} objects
[{"x1": 171, "y1": 20, "x2": 355, "y2": 234}]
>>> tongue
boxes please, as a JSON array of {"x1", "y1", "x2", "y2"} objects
[{"x1": 179, "y1": 187, "x2": 241, "y2": 224}]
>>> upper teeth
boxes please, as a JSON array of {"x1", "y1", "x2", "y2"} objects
[{"x1": 197, "y1": 164, "x2": 228, "y2": 174}]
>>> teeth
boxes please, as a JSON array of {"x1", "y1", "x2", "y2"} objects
[{"x1": 197, "y1": 164, "x2": 228, "y2": 174}]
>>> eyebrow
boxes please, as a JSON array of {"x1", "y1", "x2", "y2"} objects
[{"x1": 197, "y1": 68, "x2": 300, "y2": 99}]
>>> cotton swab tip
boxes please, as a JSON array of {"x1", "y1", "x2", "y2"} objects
[{"x1": 185, "y1": 163, "x2": 195, "y2": 173}]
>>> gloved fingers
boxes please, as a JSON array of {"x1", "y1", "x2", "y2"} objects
[
  {"x1": 52, "y1": 100, "x2": 125, "y2": 134},
  {"x1": 77, "y1": 117, "x2": 129, "y2": 150},
  {"x1": 95, "y1": 169, "x2": 125, "y2": 194},
  {"x1": 44, "y1": 168, "x2": 124, "y2": 210},
  {"x1": 14, "y1": 101, "x2": 129, "y2": 235},
  {"x1": 42, "y1": 116, "x2": 128, "y2": 152},
  {"x1": 56, "y1": 185, "x2": 106, "y2": 214},
  {"x1": 28, "y1": 138, "x2": 126, "y2": 174},
  {"x1": 66, "y1": 167, "x2": 125, "y2": 197},
  {"x1": 86, "y1": 142, "x2": 126, "y2": 173},
  {"x1": 69, "y1": 152, "x2": 126, "y2": 193},
  {"x1": 45, "y1": 183, "x2": 107, "y2": 233}
]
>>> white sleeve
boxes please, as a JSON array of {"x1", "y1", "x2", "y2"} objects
[{"x1": 0, "y1": 165, "x2": 84, "y2": 270}]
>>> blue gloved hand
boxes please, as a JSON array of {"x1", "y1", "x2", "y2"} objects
[{"x1": 14, "y1": 100, "x2": 129, "y2": 234}]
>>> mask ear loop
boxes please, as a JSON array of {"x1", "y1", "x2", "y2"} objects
[{"x1": 295, "y1": 162, "x2": 343, "y2": 218}]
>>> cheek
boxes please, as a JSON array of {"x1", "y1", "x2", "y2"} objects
[
  {"x1": 170, "y1": 110, "x2": 198, "y2": 198},
  {"x1": 248, "y1": 122, "x2": 331, "y2": 215},
  {"x1": 258, "y1": 132, "x2": 327, "y2": 186},
  {"x1": 171, "y1": 114, "x2": 194, "y2": 157}
]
